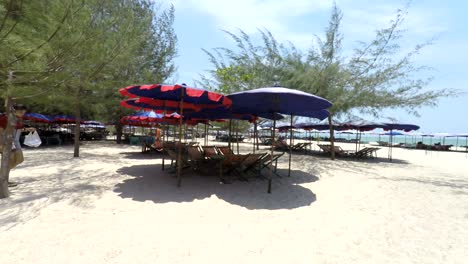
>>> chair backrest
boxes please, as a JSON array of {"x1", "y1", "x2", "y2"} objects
[
  {"x1": 217, "y1": 146, "x2": 234, "y2": 156},
  {"x1": 318, "y1": 144, "x2": 331, "y2": 152},
  {"x1": 202, "y1": 146, "x2": 219, "y2": 158},
  {"x1": 164, "y1": 141, "x2": 176, "y2": 150},
  {"x1": 333, "y1": 146, "x2": 345, "y2": 153},
  {"x1": 223, "y1": 154, "x2": 249, "y2": 166},
  {"x1": 356, "y1": 147, "x2": 372, "y2": 155},
  {"x1": 187, "y1": 146, "x2": 204, "y2": 161},
  {"x1": 261, "y1": 152, "x2": 283, "y2": 166},
  {"x1": 166, "y1": 149, "x2": 178, "y2": 159},
  {"x1": 241, "y1": 153, "x2": 265, "y2": 168}
]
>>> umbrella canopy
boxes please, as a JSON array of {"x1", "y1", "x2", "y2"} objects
[
  {"x1": 82, "y1": 120, "x2": 104, "y2": 126},
  {"x1": 382, "y1": 131, "x2": 404, "y2": 136},
  {"x1": 121, "y1": 98, "x2": 205, "y2": 113},
  {"x1": 342, "y1": 120, "x2": 387, "y2": 131},
  {"x1": 228, "y1": 87, "x2": 332, "y2": 193},
  {"x1": 295, "y1": 120, "x2": 346, "y2": 131},
  {"x1": 120, "y1": 84, "x2": 232, "y2": 109},
  {"x1": 120, "y1": 111, "x2": 184, "y2": 126},
  {"x1": 227, "y1": 87, "x2": 332, "y2": 117},
  {"x1": 23, "y1": 113, "x2": 53, "y2": 123},
  {"x1": 52, "y1": 115, "x2": 76, "y2": 124},
  {"x1": 382, "y1": 122, "x2": 419, "y2": 132},
  {"x1": 183, "y1": 106, "x2": 284, "y2": 122}
]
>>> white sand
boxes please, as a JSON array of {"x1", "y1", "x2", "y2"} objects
[{"x1": 1, "y1": 140, "x2": 467, "y2": 263}]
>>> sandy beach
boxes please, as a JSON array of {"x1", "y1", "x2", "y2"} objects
[{"x1": 1, "y1": 140, "x2": 467, "y2": 263}]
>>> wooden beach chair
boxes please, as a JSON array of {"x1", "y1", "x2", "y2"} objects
[
  {"x1": 202, "y1": 145, "x2": 219, "y2": 158},
  {"x1": 216, "y1": 146, "x2": 234, "y2": 156},
  {"x1": 187, "y1": 146, "x2": 217, "y2": 172},
  {"x1": 234, "y1": 153, "x2": 267, "y2": 180},
  {"x1": 216, "y1": 154, "x2": 250, "y2": 182},
  {"x1": 349, "y1": 147, "x2": 376, "y2": 159},
  {"x1": 166, "y1": 148, "x2": 191, "y2": 171},
  {"x1": 254, "y1": 152, "x2": 284, "y2": 178}
]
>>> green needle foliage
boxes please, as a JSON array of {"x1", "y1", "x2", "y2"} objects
[
  {"x1": 199, "y1": 3, "x2": 456, "y2": 158},
  {"x1": 0, "y1": 0, "x2": 177, "y2": 197}
]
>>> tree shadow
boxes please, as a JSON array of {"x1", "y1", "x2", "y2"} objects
[
  {"x1": 119, "y1": 151, "x2": 166, "y2": 160},
  {"x1": 1, "y1": 163, "x2": 118, "y2": 231},
  {"x1": 114, "y1": 164, "x2": 318, "y2": 210}
]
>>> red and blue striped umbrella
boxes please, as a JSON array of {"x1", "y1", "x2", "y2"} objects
[{"x1": 120, "y1": 84, "x2": 232, "y2": 109}]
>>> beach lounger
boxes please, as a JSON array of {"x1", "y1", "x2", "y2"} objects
[
  {"x1": 273, "y1": 140, "x2": 290, "y2": 151},
  {"x1": 202, "y1": 145, "x2": 219, "y2": 158},
  {"x1": 349, "y1": 147, "x2": 380, "y2": 159},
  {"x1": 317, "y1": 144, "x2": 351, "y2": 157},
  {"x1": 254, "y1": 152, "x2": 284, "y2": 178},
  {"x1": 187, "y1": 146, "x2": 217, "y2": 172},
  {"x1": 291, "y1": 142, "x2": 312, "y2": 152},
  {"x1": 216, "y1": 146, "x2": 234, "y2": 156},
  {"x1": 166, "y1": 148, "x2": 191, "y2": 171},
  {"x1": 234, "y1": 153, "x2": 267, "y2": 180},
  {"x1": 216, "y1": 154, "x2": 250, "y2": 182}
]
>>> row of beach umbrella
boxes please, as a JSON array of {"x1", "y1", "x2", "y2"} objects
[
  {"x1": 23, "y1": 113, "x2": 105, "y2": 127},
  {"x1": 118, "y1": 84, "x2": 333, "y2": 193}
]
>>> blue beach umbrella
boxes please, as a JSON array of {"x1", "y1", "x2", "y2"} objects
[
  {"x1": 23, "y1": 113, "x2": 53, "y2": 123},
  {"x1": 228, "y1": 87, "x2": 332, "y2": 193}
]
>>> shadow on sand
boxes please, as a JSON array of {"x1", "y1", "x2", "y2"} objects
[
  {"x1": 114, "y1": 165, "x2": 318, "y2": 210},
  {"x1": 119, "y1": 151, "x2": 166, "y2": 160}
]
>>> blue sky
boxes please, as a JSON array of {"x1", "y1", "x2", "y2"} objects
[{"x1": 159, "y1": 0, "x2": 468, "y2": 133}]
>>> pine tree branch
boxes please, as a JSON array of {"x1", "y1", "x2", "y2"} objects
[{"x1": 5, "y1": 1, "x2": 71, "y2": 68}]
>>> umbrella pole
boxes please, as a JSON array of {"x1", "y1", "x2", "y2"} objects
[
  {"x1": 288, "y1": 115, "x2": 293, "y2": 177},
  {"x1": 177, "y1": 89, "x2": 185, "y2": 188},
  {"x1": 388, "y1": 130, "x2": 393, "y2": 161},
  {"x1": 253, "y1": 120, "x2": 257, "y2": 154},
  {"x1": 236, "y1": 121, "x2": 240, "y2": 155},
  {"x1": 268, "y1": 113, "x2": 276, "y2": 194},
  {"x1": 162, "y1": 124, "x2": 166, "y2": 171},
  {"x1": 228, "y1": 119, "x2": 232, "y2": 149},
  {"x1": 355, "y1": 131, "x2": 359, "y2": 152},
  {"x1": 205, "y1": 123, "x2": 208, "y2": 146},
  {"x1": 161, "y1": 109, "x2": 167, "y2": 171}
]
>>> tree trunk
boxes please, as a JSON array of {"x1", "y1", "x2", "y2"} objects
[
  {"x1": 0, "y1": 97, "x2": 15, "y2": 198},
  {"x1": 73, "y1": 103, "x2": 81, "y2": 158},
  {"x1": 115, "y1": 122, "x2": 123, "y2": 144},
  {"x1": 328, "y1": 115, "x2": 336, "y2": 160}
]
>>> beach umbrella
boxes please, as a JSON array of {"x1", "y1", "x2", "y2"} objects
[
  {"x1": 120, "y1": 83, "x2": 232, "y2": 187},
  {"x1": 23, "y1": 113, "x2": 53, "y2": 123},
  {"x1": 121, "y1": 98, "x2": 204, "y2": 114},
  {"x1": 342, "y1": 120, "x2": 387, "y2": 152},
  {"x1": 52, "y1": 115, "x2": 76, "y2": 124},
  {"x1": 383, "y1": 122, "x2": 420, "y2": 161},
  {"x1": 183, "y1": 107, "x2": 283, "y2": 153},
  {"x1": 228, "y1": 87, "x2": 332, "y2": 193},
  {"x1": 446, "y1": 133, "x2": 468, "y2": 152}
]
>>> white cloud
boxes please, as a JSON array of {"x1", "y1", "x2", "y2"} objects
[
  {"x1": 164, "y1": 0, "x2": 449, "y2": 53},
  {"x1": 170, "y1": 0, "x2": 331, "y2": 34}
]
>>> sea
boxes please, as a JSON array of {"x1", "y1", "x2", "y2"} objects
[{"x1": 274, "y1": 131, "x2": 468, "y2": 151}]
